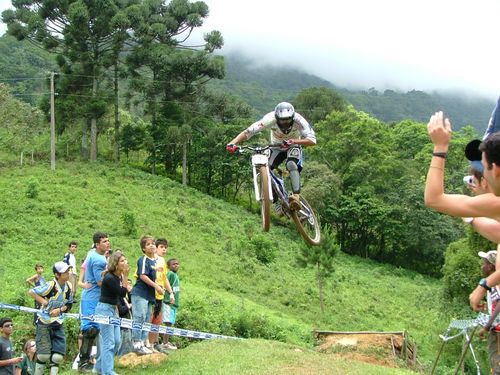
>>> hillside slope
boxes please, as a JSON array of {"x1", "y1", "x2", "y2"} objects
[{"x1": 0, "y1": 162, "x2": 458, "y2": 373}]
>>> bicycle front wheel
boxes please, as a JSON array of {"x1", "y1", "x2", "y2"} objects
[
  {"x1": 258, "y1": 165, "x2": 271, "y2": 232},
  {"x1": 291, "y1": 195, "x2": 321, "y2": 245}
]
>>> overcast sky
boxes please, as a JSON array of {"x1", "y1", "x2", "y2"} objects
[{"x1": 1, "y1": 0, "x2": 499, "y2": 100}]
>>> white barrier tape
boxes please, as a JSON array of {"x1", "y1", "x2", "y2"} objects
[
  {"x1": 440, "y1": 312, "x2": 500, "y2": 342},
  {"x1": 0, "y1": 302, "x2": 239, "y2": 340}
]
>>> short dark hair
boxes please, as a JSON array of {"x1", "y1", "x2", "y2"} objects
[
  {"x1": 155, "y1": 238, "x2": 168, "y2": 247},
  {"x1": 68, "y1": 240, "x2": 78, "y2": 247},
  {"x1": 167, "y1": 258, "x2": 178, "y2": 268},
  {"x1": 479, "y1": 133, "x2": 500, "y2": 169},
  {"x1": 0, "y1": 317, "x2": 12, "y2": 328},
  {"x1": 93, "y1": 232, "x2": 108, "y2": 247},
  {"x1": 35, "y1": 263, "x2": 43, "y2": 270},
  {"x1": 140, "y1": 235, "x2": 154, "y2": 252}
]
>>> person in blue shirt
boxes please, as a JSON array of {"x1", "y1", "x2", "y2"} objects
[
  {"x1": 78, "y1": 233, "x2": 109, "y2": 373},
  {"x1": 29, "y1": 262, "x2": 74, "y2": 375},
  {"x1": 131, "y1": 236, "x2": 164, "y2": 355}
]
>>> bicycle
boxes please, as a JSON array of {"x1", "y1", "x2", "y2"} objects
[{"x1": 234, "y1": 144, "x2": 321, "y2": 246}]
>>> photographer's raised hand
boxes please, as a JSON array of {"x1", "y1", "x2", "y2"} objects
[{"x1": 427, "y1": 111, "x2": 452, "y2": 151}]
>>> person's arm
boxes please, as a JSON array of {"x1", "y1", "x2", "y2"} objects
[
  {"x1": 25, "y1": 274, "x2": 37, "y2": 287},
  {"x1": 287, "y1": 138, "x2": 315, "y2": 147},
  {"x1": 424, "y1": 111, "x2": 500, "y2": 218},
  {"x1": 28, "y1": 289, "x2": 48, "y2": 309},
  {"x1": 139, "y1": 274, "x2": 163, "y2": 295},
  {"x1": 228, "y1": 130, "x2": 249, "y2": 146},
  {"x1": 480, "y1": 299, "x2": 500, "y2": 339},
  {"x1": 0, "y1": 357, "x2": 22, "y2": 367},
  {"x1": 466, "y1": 217, "x2": 500, "y2": 243}
]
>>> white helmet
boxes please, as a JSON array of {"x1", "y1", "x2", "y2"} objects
[{"x1": 274, "y1": 102, "x2": 295, "y2": 134}]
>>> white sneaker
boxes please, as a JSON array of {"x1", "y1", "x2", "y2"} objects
[
  {"x1": 133, "y1": 342, "x2": 152, "y2": 356},
  {"x1": 164, "y1": 342, "x2": 177, "y2": 350},
  {"x1": 142, "y1": 345, "x2": 153, "y2": 354}
]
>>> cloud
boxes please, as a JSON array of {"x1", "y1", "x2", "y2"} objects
[{"x1": 197, "y1": 0, "x2": 500, "y2": 99}]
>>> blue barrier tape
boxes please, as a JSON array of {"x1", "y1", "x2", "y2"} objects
[{"x1": 0, "y1": 302, "x2": 239, "y2": 340}]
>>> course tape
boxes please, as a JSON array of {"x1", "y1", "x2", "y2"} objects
[
  {"x1": 440, "y1": 312, "x2": 498, "y2": 342},
  {"x1": 0, "y1": 302, "x2": 239, "y2": 340}
]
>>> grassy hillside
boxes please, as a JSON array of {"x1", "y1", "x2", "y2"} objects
[{"x1": 0, "y1": 161, "x2": 471, "y2": 373}]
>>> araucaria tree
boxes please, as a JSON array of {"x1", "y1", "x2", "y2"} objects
[
  {"x1": 2, "y1": 0, "x2": 138, "y2": 160},
  {"x1": 126, "y1": 0, "x2": 224, "y2": 174}
]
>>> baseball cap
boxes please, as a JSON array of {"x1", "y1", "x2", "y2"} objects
[
  {"x1": 465, "y1": 139, "x2": 483, "y2": 173},
  {"x1": 478, "y1": 250, "x2": 497, "y2": 265},
  {"x1": 53, "y1": 261, "x2": 71, "y2": 274}
]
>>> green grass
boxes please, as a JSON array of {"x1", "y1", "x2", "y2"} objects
[
  {"x1": 0, "y1": 161, "x2": 471, "y2": 373},
  {"x1": 58, "y1": 339, "x2": 419, "y2": 375}
]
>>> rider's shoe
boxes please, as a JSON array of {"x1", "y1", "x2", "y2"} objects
[{"x1": 289, "y1": 193, "x2": 301, "y2": 211}]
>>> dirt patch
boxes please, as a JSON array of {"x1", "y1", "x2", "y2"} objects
[
  {"x1": 117, "y1": 352, "x2": 168, "y2": 368},
  {"x1": 316, "y1": 333, "x2": 404, "y2": 368}
]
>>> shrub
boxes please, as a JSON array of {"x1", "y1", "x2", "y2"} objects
[
  {"x1": 26, "y1": 178, "x2": 39, "y2": 199},
  {"x1": 121, "y1": 212, "x2": 137, "y2": 236}
]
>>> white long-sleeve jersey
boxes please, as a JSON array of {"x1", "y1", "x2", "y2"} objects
[{"x1": 245, "y1": 111, "x2": 316, "y2": 145}]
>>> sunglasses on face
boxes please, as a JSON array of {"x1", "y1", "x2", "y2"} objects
[{"x1": 2, "y1": 323, "x2": 13, "y2": 328}]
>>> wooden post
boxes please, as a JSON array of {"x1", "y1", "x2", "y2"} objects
[
  {"x1": 50, "y1": 72, "x2": 56, "y2": 170},
  {"x1": 20, "y1": 151, "x2": 23, "y2": 166}
]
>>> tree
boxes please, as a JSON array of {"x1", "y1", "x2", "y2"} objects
[
  {"x1": 294, "y1": 86, "x2": 346, "y2": 124},
  {"x1": 296, "y1": 224, "x2": 338, "y2": 313},
  {"x1": 3, "y1": 0, "x2": 138, "y2": 160}
]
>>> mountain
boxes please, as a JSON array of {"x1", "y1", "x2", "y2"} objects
[{"x1": 214, "y1": 53, "x2": 495, "y2": 132}]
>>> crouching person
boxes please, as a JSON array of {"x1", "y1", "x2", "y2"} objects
[{"x1": 28, "y1": 261, "x2": 74, "y2": 375}]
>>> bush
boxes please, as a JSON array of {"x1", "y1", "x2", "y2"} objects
[
  {"x1": 441, "y1": 238, "x2": 480, "y2": 300},
  {"x1": 121, "y1": 212, "x2": 137, "y2": 236},
  {"x1": 26, "y1": 178, "x2": 39, "y2": 199}
]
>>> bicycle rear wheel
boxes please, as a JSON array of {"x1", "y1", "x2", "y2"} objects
[
  {"x1": 258, "y1": 165, "x2": 271, "y2": 232},
  {"x1": 291, "y1": 195, "x2": 321, "y2": 245}
]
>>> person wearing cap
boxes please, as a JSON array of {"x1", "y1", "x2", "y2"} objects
[
  {"x1": 476, "y1": 250, "x2": 500, "y2": 374},
  {"x1": 424, "y1": 101, "x2": 500, "y2": 310},
  {"x1": 28, "y1": 261, "x2": 74, "y2": 375}
]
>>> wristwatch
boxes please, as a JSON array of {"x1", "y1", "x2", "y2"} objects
[{"x1": 479, "y1": 278, "x2": 492, "y2": 292}]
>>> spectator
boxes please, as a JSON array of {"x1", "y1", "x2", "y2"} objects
[
  {"x1": 131, "y1": 236, "x2": 163, "y2": 355},
  {"x1": 15, "y1": 340, "x2": 36, "y2": 375},
  {"x1": 63, "y1": 241, "x2": 78, "y2": 292},
  {"x1": 477, "y1": 250, "x2": 500, "y2": 374},
  {"x1": 25, "y1": 265, "x2": 45, "y2": 288},
  {"x1": 424, "y1": 110, "x2": 500, "y2": 310},
  {"x1": 94, "y1": 251, "x2": 130, "y2": 375},
  {"x1": 149, "y1": 238, "x2": 174, "y2": 353},
  {"x1": 78, "y1": 233, "x2": 109, "y2": 373},
  {"x1": 28, "y1": 262, "x2": 74, "y2": 375},
  {"x1": 25, "y1": 265, "x2": 46, "y2": 325},
  {"x1": 0, "y1": 318, "x2": 22, "y2": 375},
  {"x1": 162, "y1": 258, "x2": 180, "y2": 351}
]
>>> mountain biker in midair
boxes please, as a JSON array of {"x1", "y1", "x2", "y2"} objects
[{"x1": 227, "y1": 102, "x2": 317, "y2": 210}]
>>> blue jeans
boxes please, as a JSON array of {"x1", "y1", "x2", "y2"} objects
[
  {"x1": 131, "y1": 295, "x2": 152, "y2": 342},
  {"x1": 94, "y1": 302, "x2": 120, "y2": 375}
]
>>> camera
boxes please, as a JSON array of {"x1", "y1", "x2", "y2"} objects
[{"x1": 463, "y1": 175, "x2": 476, "y2": 188}]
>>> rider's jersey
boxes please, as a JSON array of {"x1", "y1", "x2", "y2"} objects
[{"x1": 244, "y1": 111, "x2": 316, "y2": 145}]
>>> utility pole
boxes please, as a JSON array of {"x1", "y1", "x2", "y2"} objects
[{"x1": 50, "y1": 72, "x2": 56, "y2": 170}]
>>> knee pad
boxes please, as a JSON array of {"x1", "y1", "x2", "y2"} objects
[
  {"x1": 37, "y1": 353, "x2": 51, "y2": 364},
  {"x1": 50, "y1": 353, "x2": 64, "y2": 365},
  {"x1": 286, "y1": 159, "x2": 298, "y2": 172}
]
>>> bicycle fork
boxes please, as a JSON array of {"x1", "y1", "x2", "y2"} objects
[{"x1": 251, "y1": 154, "x2": 273, "y2": 203}]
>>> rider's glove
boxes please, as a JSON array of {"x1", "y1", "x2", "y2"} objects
[
  {"x1": 226, "y1": 144, "x2": 237, "y2": 154},
  {"x1": 281, "y1": 139, "x2": 294, "y2": 149}
]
